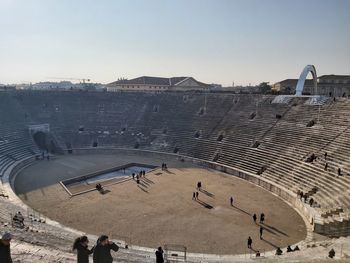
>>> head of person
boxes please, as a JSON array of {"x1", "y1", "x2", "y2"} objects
[
  {"x1": 80, "y1": 236, "x2": 89, "y2": 246},
  {"x1": 98, "y1": 235, "x2": 109, "y2": 246},
  {"x1": 73, "y1": 235, "x2": 89, "y2": 250},
  {"x1": 1, "y1": 232, "x2": 13, "y2": 246},
  {"x1": 158, "y1": 246, "x2": 162, "y2": 252}
]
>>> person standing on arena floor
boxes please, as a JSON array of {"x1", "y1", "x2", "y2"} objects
[
  {"x1": 253, "y1": 214, "x2": 257, "y2": 224},
  {"x1": 93, "y1": 235, "x2": 119, "y2": 263},
  {"x1": 155, "y1": 246, "x2": 164, "y2": 263},
  {"x1": 73, "y1": 235, "x2": 94, "y2": 263},
  {"x1": 0, "y1": 232, "x2": 13, "y2": 263},
  {"x1": 230, "y1": 196, "x2": 234, "y2": 206},
  {"x1": 196, "y1": 191, "x2": 199, "y2": 200},
  {"x1": 260, "y1": 226, "x2": 264, "y2": 239},
  {"x1": 192, "y1": 192, "x2": 196, "y2": 200},
  {"x1": 247, "y1": 236, "x2": 252, "y2": 249},
  {"x1": 260, "y1": 213, "x2": 265, "y2": 223}
]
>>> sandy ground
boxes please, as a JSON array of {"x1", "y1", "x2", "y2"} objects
[{"x1": 16, "y1": 153, "x2": 306, "y2": 255}]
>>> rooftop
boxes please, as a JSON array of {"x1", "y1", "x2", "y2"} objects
[{"x1": 108, "y1": 76, "x2": 211, "y2": 87}]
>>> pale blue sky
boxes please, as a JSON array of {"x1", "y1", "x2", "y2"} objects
[{"x1": 0, "y1": 0, "x2": 349, "y2": 86}]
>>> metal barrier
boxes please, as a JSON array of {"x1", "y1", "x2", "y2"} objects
[{"x1": 164, "y1": 244, "x2": 187, "y2": 262}]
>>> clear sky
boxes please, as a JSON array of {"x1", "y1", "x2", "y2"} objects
[{"x1": 0, "y1": 0, "x2": 349, "y2": 86}]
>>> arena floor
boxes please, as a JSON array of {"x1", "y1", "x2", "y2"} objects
[{"x1": 15, "y1": 153, "x2": 307, "y2": 255}]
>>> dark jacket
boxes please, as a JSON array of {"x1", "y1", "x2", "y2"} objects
[
  {"x1": 0, "y1": 240, "x2": 12, "y2": 263},
  {"x1": 93, "y1": 242, "x2": 119, "y2": 263},
  {"x1": 76, "y1": 243, "x2": 94, "y2": 263},
  {"x1": 155, "y1": 250, "x2": 164, "y2": 263}
]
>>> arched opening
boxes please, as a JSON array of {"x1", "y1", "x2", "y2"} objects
[
  {"x1": 33, "y1": 131, "x2": 48, "y2": 150},
  {"x1": 295, "y1": 65, "x2": 318, "y2": 96}
]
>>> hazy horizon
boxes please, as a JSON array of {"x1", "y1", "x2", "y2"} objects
[{"x1": 1, "y1": 0, "x2": 349, "y2": 86}]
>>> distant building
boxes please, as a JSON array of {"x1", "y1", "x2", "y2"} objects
[
  {"x1": 21, "y1": 81, "x2": 106, "y2": 91},
  {"x1": 107, "y1": 76, "x2": 212, "y2": 92},
  {"x1": 231, "y1": 85, "x2": 260, "y2": 94},
  {"x1": 30, "y1": 81, "x2": 74, "y2": 90},
  {"x1": 0, "y1": 84, "x2": 16, "y2": 91},
  {"x1": 209, "y1": 83, "x2": 223, "y2": 91},
  {"x1": 317, "y1": 75, "x2": 350, "y2": 97},
  {"x1": 273, "y1": 75, "x2": 350, "y2": 96},
  {"x1": 272, "y1": 79, "x2": 314, "y2": 94}
]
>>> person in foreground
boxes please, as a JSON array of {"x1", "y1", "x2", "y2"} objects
[
  {"x1": 0, "y1": 232, "x2": 13, "y2": 263},
  {"x1": 155, "y1": 246, "x2": 164, "y2": 263},
  {"x1": 73, "y1": 235, "x2": 94, "y2": 263},
  {"x1": 93, "y1": 235, "x2": 119, "y2": 263}
]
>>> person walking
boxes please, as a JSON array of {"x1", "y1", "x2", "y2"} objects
[
  {"x1": 260, "y1": 226, "x2": 264, "y2": 240},
  {"x1": 155, "y1": 246, "x2": 164, "y2": 263},
  {"x1": 247, "y1": 236, "x2": 252, "y2": 249},
  {"x1": 230, "y1": 196, "x2": 234, "y2": 206},
  {"x1": 93, "y1": 235, "x2": 119, "y2": 263},
  {"x1": 73, "y1": 236, "x2": 94, "y2": 263},
  {"x1": 0, "y1": 232, "x2": 13, "y2": 263}
]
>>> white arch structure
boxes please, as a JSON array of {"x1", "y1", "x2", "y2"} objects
[{"x1": 295, "y1": 65, "x2": 317, "y2": 96}]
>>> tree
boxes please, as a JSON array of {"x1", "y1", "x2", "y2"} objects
[{"x1": 258, "y1": 82, "x2": 272, "y2": 94}]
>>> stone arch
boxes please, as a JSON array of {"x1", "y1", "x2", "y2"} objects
[
  {"x1": 295, "y1": 65, "x2": 317, "y2": 96},
  {"x1": 33, "y1": 131, "x2": 48, "y2": 150}
]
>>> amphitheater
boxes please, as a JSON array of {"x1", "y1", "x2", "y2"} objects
[{"x1": 1, "y1": 89, "x2": 350, "y2": 262}]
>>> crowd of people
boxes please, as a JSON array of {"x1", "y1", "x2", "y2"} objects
[
  {"x1": 0, "y1": 231, "x2": 163, "y2": 263},
  {"x1": 191, "y1": 181, "x2": 276, "y2": 257},
  {"x1": 95, "y1": 183, "x2": 104, "y2": 193},
  {"x1": 297, "y1": 190, "x2": 315, "y2": 207},
  {"x1": 132, "y1": 170, "x2": 147, "y2": 185},
  {"x1": 1, "y1": 164, "x2": 314, "y2": 262},
  {"x1": 12, "y1": 211, "x2": 25, "y2": 229},
  {"x1": 73, "y1": 235, "x2": 119, "y2": 263},
  {"x1": 71, "y1": 235, "x2": 165, "y2": 263},
  {"x1": 161, "y1": 163, "x2": 167, "y2": 170}
]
